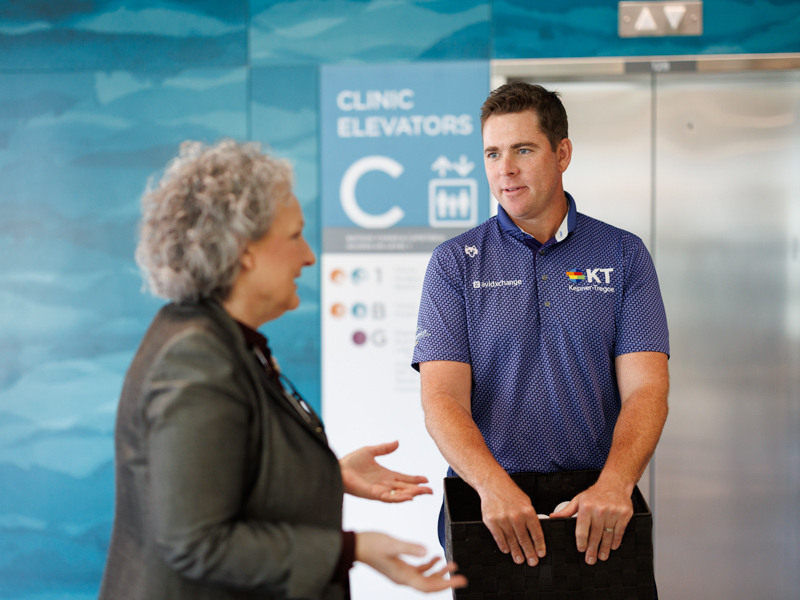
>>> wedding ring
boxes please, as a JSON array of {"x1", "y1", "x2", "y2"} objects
[
  {"x1": 604, "y1": 527, "x2": 614, "y2": 533},
  {"x1": 390, "y1": 489, "x2": 396, "y2": 496}
]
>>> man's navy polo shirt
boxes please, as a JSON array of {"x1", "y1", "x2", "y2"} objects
[{"x1": 412, "y1": 193, "x2": 669, "y2": 474}]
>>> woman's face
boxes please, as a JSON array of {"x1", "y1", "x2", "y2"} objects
[{"x1": 241, "y1": 192, "x2": 316, "y2": 324}]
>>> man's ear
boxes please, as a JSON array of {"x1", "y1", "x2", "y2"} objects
[{"x1": 558, "y1": 138, "x2": 573, "y2": 173}]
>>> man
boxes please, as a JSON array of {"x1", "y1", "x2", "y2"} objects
[{"x1": 412, "y1": 82, "x2": 669, "y2": 571}]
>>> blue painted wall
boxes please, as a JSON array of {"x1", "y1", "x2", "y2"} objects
[{"x1": 0, "y1": 1, "x2": 797, "y2": 598}]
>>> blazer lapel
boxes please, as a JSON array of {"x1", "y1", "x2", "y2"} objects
[
  {"x1": 251, "y1": 359, "x2": 329, "y2": 442},
  {"x1": 202, "y1": 301, "x2": 331, "y2": 445}
]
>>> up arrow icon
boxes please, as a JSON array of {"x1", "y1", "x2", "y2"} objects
[
  {"x1": 431, "y1": 155, "x2": 452, "y2": 177},
  {"x1": 663, "y1": 4, "x2": 687, "y2": 29},
  {"x1": 635, "y1": 7, "x2": 658, "y2": 31}
]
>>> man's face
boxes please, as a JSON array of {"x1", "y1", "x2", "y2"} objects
[{"x1": 482, "y1": 110, "x2": 571, "y2": 229}]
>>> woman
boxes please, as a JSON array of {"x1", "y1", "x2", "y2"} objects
[{"x1": 98, "y1": 140, "x2": 466, "y2": 600}]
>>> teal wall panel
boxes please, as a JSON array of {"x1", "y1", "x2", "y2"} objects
[
  {"x1": 0, "y1": 66, "x2": 247, "y2": 600},
  {"x1": 249, "y1": 0, "x2": 491, "y2": 64},
  {"x1": 0, "y1": 1, "x2": 247, "y2": 71},
  {"x1": 250, "y1": 65, "x2": 322, "y2": 411}
]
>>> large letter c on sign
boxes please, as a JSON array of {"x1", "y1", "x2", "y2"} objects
[{"x1": 340, "y1": 156, "x2": 404, "y2": 229}]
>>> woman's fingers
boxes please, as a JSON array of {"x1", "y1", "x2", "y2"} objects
[
  {"x1": 368, "y1": 440, "x2": 400, "y2": 457},
  {"x1": 356, "y1": 532, "x2": 467, "y2": 592}
]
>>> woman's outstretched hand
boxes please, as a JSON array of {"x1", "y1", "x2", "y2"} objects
[
  {"x1": 355, "y1": 532, "x2": 467, "y2": 593},
  {"x1": 339, "y1": 441, "x2": 433, "y2": 503}
]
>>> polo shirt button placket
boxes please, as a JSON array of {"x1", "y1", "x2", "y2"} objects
[{"x1": 542, "y1": 273, "x2": 549, "y2": 307}]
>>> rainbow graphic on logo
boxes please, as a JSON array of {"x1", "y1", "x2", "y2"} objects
[{"x1": 566, "y1": 268, "x2": 585, "y2": 281}]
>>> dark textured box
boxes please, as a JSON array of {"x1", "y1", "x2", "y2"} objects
[{"x1": 444, "y1": 470, "x2": 653, "y2": 600}]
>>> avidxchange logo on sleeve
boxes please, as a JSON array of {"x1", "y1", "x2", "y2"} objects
[
  {"x1": 473, "y1": 279, "x2": 523, "y2": 289},
  {"x1": 566, "y1": 268, "x2": 615, "y2": 293}
]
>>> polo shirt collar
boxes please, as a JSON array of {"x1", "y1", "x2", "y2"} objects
[{"x1": 496, "y1": 192, "x2": 577, "y2": 245}]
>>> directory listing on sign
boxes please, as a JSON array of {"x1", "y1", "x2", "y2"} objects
[{"x1": 319, "y1": 61, "x2": 490, "y2": 599}]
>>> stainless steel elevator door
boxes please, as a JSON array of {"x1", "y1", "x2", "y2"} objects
[
  {"x1": 536, "y1": 76, "x2": 657, "y2": 504},
  {"x1": 554, "y1": 78, "x2": 654, "y2": 248},
  {"x1": 523, "y1": 66, "x2": 800, "y2": 599},
  {"x1": 655, "y1": 70, "x2": 800, "y2": 600}
]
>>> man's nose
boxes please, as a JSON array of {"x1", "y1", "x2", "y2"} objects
[{"x1": 499, "y1": 155, "x2": 518, "y2": 175}]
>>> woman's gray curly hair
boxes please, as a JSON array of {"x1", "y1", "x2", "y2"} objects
[{"x1": 136, "y1": 139, "x2": 293, "y2": 303}]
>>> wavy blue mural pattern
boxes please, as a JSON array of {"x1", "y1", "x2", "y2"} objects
[
  {"x1": 0, "y1": 0, "x2": 247, "y2": 71},
  {"x1": 249, "y1": 0, "x2": 491, "y2": 64},
  {"x1": 0, "y1": 62, "x2": 247, "y2": 600},
  {"x1": 251, "y1": 65, "x2": 322, "y2": 406}
]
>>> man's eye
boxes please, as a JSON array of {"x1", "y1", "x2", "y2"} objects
[{"x1": 519, "y1": 148, "x2": 531, "y2": 155}]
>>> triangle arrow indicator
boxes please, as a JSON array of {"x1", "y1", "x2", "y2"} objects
[
  {"x1": 635, "y1": 7, "x2": 658, "y2": 31},
  {"x1": 664, "y1": 5, "x2": 687, "y2": 29}
]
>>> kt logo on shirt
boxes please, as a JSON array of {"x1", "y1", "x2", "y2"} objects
[{"x1": 566, "y1": 268, "x2": 613, "y2": 284}]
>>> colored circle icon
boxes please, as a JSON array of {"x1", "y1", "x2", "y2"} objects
[
  {"x1": 330, "y1": 303, "x2": 346, "y2": 317},
  {"x1": 352, "y1": 331, "x2": 367, "y2": 345},
  {"x1": 351, "y1": 268, "x2": 368, "y2": 284},
  {"x1": 330, "y1": 269, "x2": 346, "y2": 283},
  {"x1": 352, "y1": 303, "x2": 368, "y2": 318}
]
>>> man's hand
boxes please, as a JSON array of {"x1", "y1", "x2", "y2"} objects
[
  {"x1": 420, "y1": 361, "x2": 547, "y2": 566},
  {"x1": 479, "y1": 476, "x2": 546, "y2": 566},
  {"x1": 550, "y1": 351, "x2": 668, "y2": 565},
  {"x1": 549, "y1": 478, "x2": 633, "y2": 565},
  {"x1": 339, "y1": 441, "x2": 433, "y2": 503}
]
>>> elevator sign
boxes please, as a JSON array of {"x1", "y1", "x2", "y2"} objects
[
  {"x1": 319, "y1": 62, "x2": 491, "y2": 600},
  {"x1": 320, "y1": 61, "x2": 490, "y2": 251}
]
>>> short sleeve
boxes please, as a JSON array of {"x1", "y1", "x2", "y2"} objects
[
  {"x1": 615, "y1": 236, "x2": 670, "y2": 357},
  {"x1": 412, "y1": 246, "x2": 472, "y2": 371}
]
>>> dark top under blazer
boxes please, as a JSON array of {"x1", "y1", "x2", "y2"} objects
[{"x1": 99, "y1": 300, "x2": 346, "y2": 600}]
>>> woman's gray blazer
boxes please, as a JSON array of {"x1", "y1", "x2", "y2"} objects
[{"x1": 98, "y1": 300, "x2": 346, "y2": 600}]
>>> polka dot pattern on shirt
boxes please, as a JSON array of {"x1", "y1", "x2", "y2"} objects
[{"x1": 413, "y1": 198, "x2": 669, "y2": 475}]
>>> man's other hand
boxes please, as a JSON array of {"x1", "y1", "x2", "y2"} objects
[
  {"x1": 479, "y1": 476, "x2": 546, "y2": 566},
  {"x1": 549, "y1": 479, "x2": 633, "y2": 565}
]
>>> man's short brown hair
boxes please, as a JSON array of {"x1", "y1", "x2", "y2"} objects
[{"x1": 480, "y1": 82, "x2": 568, "y2": 151}]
